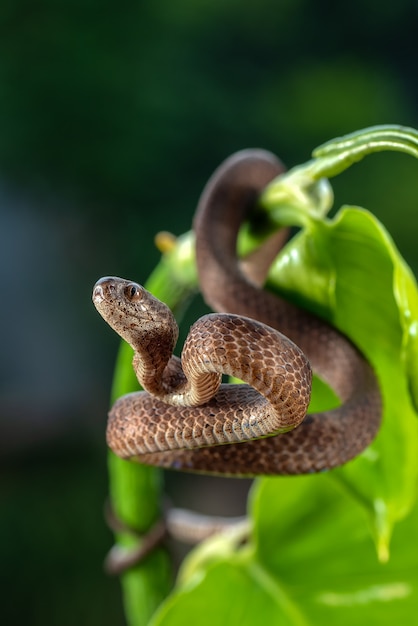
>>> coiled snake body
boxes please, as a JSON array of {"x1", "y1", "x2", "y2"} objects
[{"x1": 93, "y1": 150, "x2": 382, "y2": 475}]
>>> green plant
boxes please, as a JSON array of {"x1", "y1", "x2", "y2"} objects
[{"x1": 106, "y1": 126, "x2": 418, "y2": 625}]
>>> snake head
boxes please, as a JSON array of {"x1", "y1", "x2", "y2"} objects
[{"x1": 92, "y1": 276, "x2": 178, "y2": 352}]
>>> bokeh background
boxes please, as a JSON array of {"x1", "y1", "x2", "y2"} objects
[{"x1": 1, "y1": 1, "x2": 418, "y2": 624}]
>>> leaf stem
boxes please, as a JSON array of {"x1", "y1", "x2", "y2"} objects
[{"x1": 260, "y1": 124, "x2": 418, "y2": 229}]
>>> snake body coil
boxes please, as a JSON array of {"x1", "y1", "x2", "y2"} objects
[{"x1": 93, "y1": 149, "x2": 382, "y2": 475}]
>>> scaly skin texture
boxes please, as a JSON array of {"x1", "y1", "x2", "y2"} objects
[{"x1": 93, "y1": 149, "x2": 382, "y2": 475}]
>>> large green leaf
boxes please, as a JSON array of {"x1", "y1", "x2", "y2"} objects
[
  {"x1": 260, "y1": 127, "x2": 418, "y2": 556},
  {"x1": 252, "y1": 475, "x2": 418, "y2": 625},
  {"x1": 151, "y1": 474, "x2": 418, "y2": 626},
  {"x1": 265, "y1": 206, "x2": 418, "y2": 556}
]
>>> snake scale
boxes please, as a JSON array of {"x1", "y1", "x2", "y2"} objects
[{"x1": 93, "y1": 149, "x2": 382, "y2": 475}]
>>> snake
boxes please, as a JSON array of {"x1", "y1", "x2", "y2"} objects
[{"x1": 93, "y1": 149, "x2": 382, "y2": 476}]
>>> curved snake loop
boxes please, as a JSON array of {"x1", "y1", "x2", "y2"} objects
[{"x1": 93, "y1": 149, "x2": 382, "y2": 475}]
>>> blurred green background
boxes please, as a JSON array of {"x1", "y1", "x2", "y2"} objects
[{"x1": 1, "y1": 1, "x2": 417, "y2": 624}]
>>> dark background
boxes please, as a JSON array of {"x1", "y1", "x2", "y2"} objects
[{"x1": 1, "y1": 1, "x2": 418, "y2": 624}]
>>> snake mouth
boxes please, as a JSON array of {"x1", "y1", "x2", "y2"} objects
[{"x1": 92, "y1": 283, "x2": 105, "y2": 305}]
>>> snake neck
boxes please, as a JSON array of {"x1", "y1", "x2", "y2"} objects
[
  {"x1": 131, "y1": 327, "x2": 176, "y2": 394},
  {"x1": 133, "y1": 343, "x2": 221, "y2": 408}
]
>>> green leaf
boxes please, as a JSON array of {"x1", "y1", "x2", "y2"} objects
[
  {"x1": 264, "y1": 204, "x2": 418, "y2": 557},
  {"x1": 151, "y1": 475, "x2": 418, "y2": 626},
  {"x1": 252, "y1": 475, "x2": 418, "y2": 625},
  {"x1": 255, "y1": 125, "x2": 418, "y2": 556},
  {"x1": 151, "y1": 557, "x2": 309, "y2": 626}
]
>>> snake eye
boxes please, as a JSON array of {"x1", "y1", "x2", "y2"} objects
[{"x1": 125, "y1": 282, "x2": 143, "y2": 301}]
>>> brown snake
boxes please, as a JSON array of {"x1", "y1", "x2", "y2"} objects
[{"x1": 93, "y1": 149, "x2": 382, "y2": 475}]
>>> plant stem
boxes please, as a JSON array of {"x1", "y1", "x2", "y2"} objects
[{"x1": 107, "y1": 231, "x2": 198, "y2": 626}]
